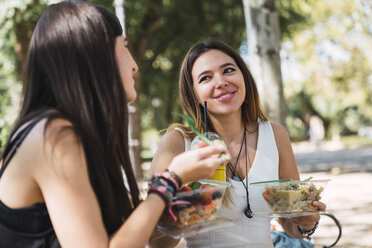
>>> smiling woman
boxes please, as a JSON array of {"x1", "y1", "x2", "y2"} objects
[
  {"x1": 150, "y1": 40, "x2": 326, "y2": 248},
  {"x1": 191, "y1": 49, "x2": 246, "y2": 116}
]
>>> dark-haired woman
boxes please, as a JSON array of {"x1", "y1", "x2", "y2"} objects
[
  {"x1": 150, "y1": 40, "x2": 326, "y2": 247},
  {"x1": 0, "y1": 2, "x2": 229, "y2": 247}
]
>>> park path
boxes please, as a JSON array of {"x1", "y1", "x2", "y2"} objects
[
  {"x1": 175, "y1": 171, "x2": 372, "y2": 248},
  {"x1": 301, "y1": 172, "x2": 372, "y2": 248}
]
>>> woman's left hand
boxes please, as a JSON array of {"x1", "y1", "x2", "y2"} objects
[{"x1": 287, "y1": 201, "x2": 326, "y2": 230}]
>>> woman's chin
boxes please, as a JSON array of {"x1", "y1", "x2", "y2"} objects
[
  {"x1": 126, "y1": 92, "x2": 137, "y2": 103},
  {"x1": 209, "y1": 106, "x2": 242, "y2": 116}
]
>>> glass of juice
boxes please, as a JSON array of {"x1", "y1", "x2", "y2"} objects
[{"x1": 191, "y1": 132, "x2": 226, "y2": 181}]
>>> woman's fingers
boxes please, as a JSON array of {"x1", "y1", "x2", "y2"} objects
[
  {"x1": 168, "y1": 142, "x2": 229, "y2": 183},
  {"x1": 194, "y1": 142, "x2": 229, "y2": 160},
  {"x1": 205, "y1": 156, "x2": 228, "y2": 168},
  {"x1": 197, "y1": 140, "x2": 208, "y2": 148},
  {"x1": 313, "y1": 201, "x2": 326, "y2": 210},
  {"x1": 287, "y1": 201, "x2": 326, "y2": 227},
  {"x1": 287, "y1": 209, "x2": 323, "y2": 230},
  {"x1": 293, "y1": 201, "x2": 326, "y2": 230},
  {"x1": 173, "y1": 142, "x2": 230, "y2": 182},
  {"x1": 288, "y1": 214, "x2": 319, "y2": 225}
]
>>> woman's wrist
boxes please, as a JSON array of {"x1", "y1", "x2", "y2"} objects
[
  {"x1": 165, "y1": 169, "x2": 183, "y2": 188},
  {"x1": 147, "y1": 170, "x2": 183, "y2": 207},
  {"x1": 167, "y1": 160, "x2": 187, "y2": 184},
  {"x1": 297, "y1": 221, "x2": 319, "y2": 238}
]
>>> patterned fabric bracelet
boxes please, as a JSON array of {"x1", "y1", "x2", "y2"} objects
[
  {"x1": 148, "y1": 174, "x2": 175, "y2": 206},
  {"x1": 147, "y1": 171, "x2": 182, "y2": 206},
  {"x1": 297, "y1": 221, "x2": 319, "y2": 238},
  {"x1": 163, "y1": 169, "x2": 183, "y2": 191}
]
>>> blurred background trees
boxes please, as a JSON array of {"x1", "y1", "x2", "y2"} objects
[
  {"x1": 0, "y1": 0, "x2": 48, "y2": 146},
  {"x1": 1, "y1": 0, "x2": 371, "y2": 163},
  {"x1": 282, "y1": 0, "x2": 372, "y2": 140}
]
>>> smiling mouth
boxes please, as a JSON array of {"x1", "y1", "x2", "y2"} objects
[{"x1": 216, "y1": 91, "x2": 235, "y2": 100}]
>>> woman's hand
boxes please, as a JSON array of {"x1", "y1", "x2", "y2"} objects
[
  {"x1": 168, "y1": 141, "x2": 229, "y2": 184},
  {"x1": 279, "y1": 201, "x2": 326, "y2": 238},
  {"x1": 286, "y1": 201, "x2": 326, "y2": 232}
]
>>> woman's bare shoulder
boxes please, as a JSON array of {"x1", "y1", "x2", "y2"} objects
[
  {"x1": 16, "y1": 118, "x2": 73, "y2": 156},
  {"x1": 270, "y1": 122, "x2": 290, "y2": 142},
  {"x1": 150, "y1": 130, "x2": 185, "y2": 174},
  {"x1": 23, "y1": 118, "x2": 86, "y2": 180},
  {"x1": 270, "y1": 121, "x2": 286, "y2": 133},
  {"x1": 161, "y1": 129, "x2": 186, "y2": 152}
]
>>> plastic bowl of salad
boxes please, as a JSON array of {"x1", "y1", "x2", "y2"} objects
[
  {"x1": 156, "y1": 179, "x2": 233, "y2": 238},
  {"x1": 251, "y1": 178, "x2": 330, "y2": 218},
  {"x1": 171, "y1": 179, "x2": 228, "y2": 225}
]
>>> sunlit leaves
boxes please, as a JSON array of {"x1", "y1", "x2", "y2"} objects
[{"x1": 284, "y1": 0, "x2": 372, "y2": 138}]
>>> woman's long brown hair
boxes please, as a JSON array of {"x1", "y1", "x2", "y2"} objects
[
  {"x1": 178, "y1": 40, "x2": 267, "y2": 133},
  {"x1": 175, "y1": 40, "x2": 268, "y2": 205}
]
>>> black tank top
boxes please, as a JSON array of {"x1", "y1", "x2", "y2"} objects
[{"x1": 0, "y1": 119, "x2": 60, "y2": 247}]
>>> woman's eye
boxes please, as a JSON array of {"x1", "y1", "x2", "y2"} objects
[
  {"x1": 199, "y1": 75, "x2": 211, "y2": 83},
  {"x1": 224, "y1": 67, "x2": 235, "y2": 74}
]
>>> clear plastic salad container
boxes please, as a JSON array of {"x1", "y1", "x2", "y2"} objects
[
  {"x1": 157, "y1": 179, "x2": 234, "y2": 238},
  {"x1": 251, "y1": 179, "x2": 330, "y2": 218}
]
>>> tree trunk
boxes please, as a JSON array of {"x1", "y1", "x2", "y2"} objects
[
  {"x1": 13, "y1": 0, "x2": 41, "y2": 81},
  {"x1": 242, "y1": 0, "x2": 286, "y2": 126},
  {"x1": 11, "y1": 0, "x2": 42, "y2": 123}
]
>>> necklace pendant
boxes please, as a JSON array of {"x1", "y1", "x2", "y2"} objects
[{"x1": 244, "y1": 207, "x2": 253, "y2": 218}]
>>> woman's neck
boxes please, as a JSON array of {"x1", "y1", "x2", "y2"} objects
[{"x1": 209, "y1": 111, "x2": 244, "y2": 145}]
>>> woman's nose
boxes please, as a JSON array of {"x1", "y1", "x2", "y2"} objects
[
  {"x1": 215, "y1": 75, "x2": 227, "y2": 87},
  {"x1": 133, "y1": 60, "x2": 139, "y2": 74}
]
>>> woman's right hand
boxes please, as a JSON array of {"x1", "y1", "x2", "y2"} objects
[{"x1": 167, "y1": 141, "x2": 229, "y2": 184}]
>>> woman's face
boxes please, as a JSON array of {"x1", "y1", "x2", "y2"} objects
[
  {"x1": 191, "y1": 49, "x2": 245, "y2": 116},
  {"x1": 115, "y1": 36, "x2": 138, "y2": 102}
]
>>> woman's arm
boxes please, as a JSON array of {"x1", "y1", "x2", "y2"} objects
[
  {"x1": 272, "y1": 123, "x2": 324, "y2": 239},
  {"x1": 150, "y1": 130, "x2": 185, "y2": 174},
  {"x1": 32, "y1": 119, "x2": 110, "y2": 247},
  {"x1": 271, "y1": 122, "x2": 300, "y2": 181},
  {"x1": 32, "y1": 121, "x2": 227, "y2": 248},
  {"x1": 148, "y1": 130, "x2": 186, "y2": 248}
]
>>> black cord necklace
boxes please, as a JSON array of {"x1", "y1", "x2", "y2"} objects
[
  {"x1": 227, "y1": 126, "x2": 253, "y2": 218},
  {"x1": 242, "y1": 130, "x2": 253, "y2": 218}
]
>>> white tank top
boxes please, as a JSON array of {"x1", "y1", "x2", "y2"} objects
[{"x1": 176, "y1": 122, "x2": 278, "y2": 248}]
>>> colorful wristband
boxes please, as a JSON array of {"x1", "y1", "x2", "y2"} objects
[
  {"x1": 147, "y1": 170, "x2": 182, "y2": 207},
  {"x1": 164, "y1": 169, "x2": 183, "y2": 190}
]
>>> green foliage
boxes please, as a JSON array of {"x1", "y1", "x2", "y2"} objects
[
  {"x1": 277, "y1": 0, "x2": 321, "y2": 40},
  {"x1": 125, "y1": 0, "x2": 246, "y2": 131},
  {"x1": 284, "y1": 0, "x2": 372, "y2": 140},
  {"x1": 2, "y1": 0, "x2": 370, "y2": 149},
  {"x1": 0, "y1": 0, "x2": 51, "y2": 147}
]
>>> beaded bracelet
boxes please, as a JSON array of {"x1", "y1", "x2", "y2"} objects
[
  {"x1": 148, "y1": 170, "x2": 182, "y2": 207},
  {"x1": 297, "y1": 221, "x2": 319, "y2": 238}
]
